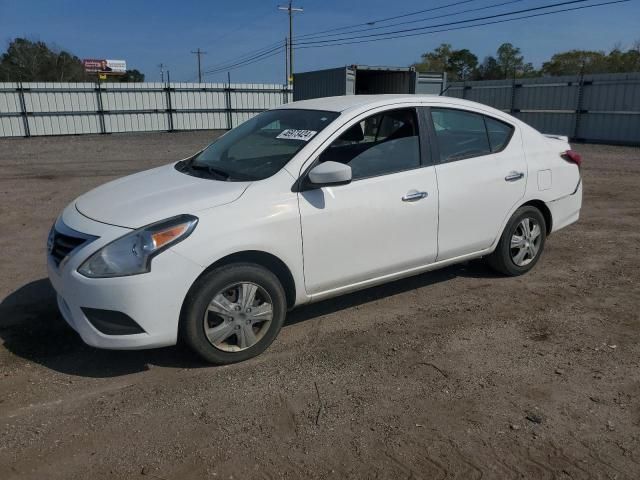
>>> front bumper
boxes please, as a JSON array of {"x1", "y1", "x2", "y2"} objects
[{"x1": 47, "y1": 204, "x2": 204, "y2": 350}]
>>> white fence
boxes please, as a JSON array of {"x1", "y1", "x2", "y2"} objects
[{"x1": 0, "y1": 82, "x2": 292, "y2": 137}]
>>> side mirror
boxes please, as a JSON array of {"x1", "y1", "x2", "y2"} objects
[{"x1": 307, "y1": 161, "x2": 352, "y2": 187}]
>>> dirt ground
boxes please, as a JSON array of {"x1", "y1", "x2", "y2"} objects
[{"x1": 0, "y1": 132, "x2": 639, "y2": 479}]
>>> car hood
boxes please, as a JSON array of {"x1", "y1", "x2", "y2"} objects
[{"x1": 75, "y1": 163, "x2": 251, "y2": 228}]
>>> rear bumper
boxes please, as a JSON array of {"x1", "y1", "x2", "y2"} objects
[
  {"x1": 47, "y1": 208, "x2": 204, "y2": 350},
  {"x1": 548, "y1": 179, "x2": 582, "y2": 233}
]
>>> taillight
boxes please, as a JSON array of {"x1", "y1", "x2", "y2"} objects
[{"x1": 562, "y1": 150, "x2": 582, "y2": 168}]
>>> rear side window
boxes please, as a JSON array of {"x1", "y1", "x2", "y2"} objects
[
  {"x1": 485, "y1": 116, "x2": 514, "y2": 152},
  {"x1": 430, "y1": 108, "x2": 514, "y2": 162},
  {"x1": 431, "y1": 109, "x2": 490, "y2": 162}
]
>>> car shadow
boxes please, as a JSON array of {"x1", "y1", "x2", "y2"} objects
[{"x1": 0, "y1": 260, "x2": 500, "y2": 378}]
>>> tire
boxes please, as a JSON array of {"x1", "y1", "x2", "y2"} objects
[
  {"x1": 487, "y1": 206, "x2": 547, "y2": 276},
  {"x1": 180, "y1": 263, "x2": 287, "y2": 364}
]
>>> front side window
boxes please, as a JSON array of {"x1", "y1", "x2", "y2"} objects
[
  {"x1": 319, "y1": 108, "x2": 421, "y2": 180},
  {"x1": 179, "y1": 109, "x2": 340, "y2": 181}
]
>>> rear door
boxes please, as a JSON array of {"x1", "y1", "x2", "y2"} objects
[
  {"x1": 298, "y1": 107, "x2": 439, "y2": 296},
  {"x1": 426, "y1": 107, "x2": 527, "y2": 260}
]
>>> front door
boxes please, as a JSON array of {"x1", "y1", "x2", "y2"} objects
[{"x1": 298, "y1": 107, "x2": 439, "y2": 296}]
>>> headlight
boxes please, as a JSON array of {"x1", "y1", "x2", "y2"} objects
[{"x1": 78, "y1": 215, "x2": 198, "y2": 278}]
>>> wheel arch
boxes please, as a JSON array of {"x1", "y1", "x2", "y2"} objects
[
  {"x1": 490, "y1": 198, "x2": 554, "y2": 254},
  {"x1": 184, "y1": 250, "x2": 297, "y2": 311},
  {"x1": 520, "y1": 199, "x2": 553, "y2": 235}
]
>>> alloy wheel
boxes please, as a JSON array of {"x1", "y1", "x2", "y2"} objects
[
  {"x1": 510, "y1": 217, "x2": 542, "y2": 267},
  {"x1": 203, "y1": 282, "x2": 274, "y2": 352}
]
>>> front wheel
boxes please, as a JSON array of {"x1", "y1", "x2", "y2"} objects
[
  {"x1": 181, "y1": 263, "x2": 287, "y2": 364},
  {"x1": 487, "y1": 206, "x2": 547, "y2": 276}
]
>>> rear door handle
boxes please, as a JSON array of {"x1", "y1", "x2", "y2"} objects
[
  {"x1": 402, "y1": 190, "x2": 428, "y2": 202},
  {"x1": 505, "y1": 171, "x2": 525, "y2": 182}
]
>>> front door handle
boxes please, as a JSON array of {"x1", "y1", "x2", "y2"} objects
[
  {"x1": 402, "y1": 190, "x2": 428, "y2": 202},
  {"x1": 505, "y1": 171, "x2": 525, "y2": 182}
]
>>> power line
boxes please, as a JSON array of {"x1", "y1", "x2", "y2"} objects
[
  {"x1": 191, "y1": 48, "x2": 207, "y2": 83},
  {"x1": 202, "y1": 9, "x2": 280, "y2": 48},
  {"x1": 295, "y1": 0, "x2": 527, "y2": 41},
  {"x1": 294, "y1": 0, "x2": 607, "y2": 46},
  {"x1": 202, "y1": 44, "x2": 286, "y2": 77},
  {"x1": 196, "y1": 1, "x2": 474, "y2": 81},
  {"x1": 200, "y1": 40, "x2": 283, "y2": 73},
  {"x1": 295, "y1": 0, "x2": 630, "y2": 50},
  {"x1": 194, "y1": 0, "x2": 628, "y2": 82},
  {"x1": 202, "y1": 49, "x2": 284, "y2": 78},
  {"x1": 295, "y1": 0, "x2": 481, "y2": 39},
  {"x1": 202, "y1": 43, "x2": 284, "y2": 75}
]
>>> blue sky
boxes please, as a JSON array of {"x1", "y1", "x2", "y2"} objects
[{"x1": 1, "y1": 0, "x2": 638, "y2": 83}]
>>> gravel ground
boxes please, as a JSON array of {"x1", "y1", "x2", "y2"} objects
[{"x1": 0, "y1": 132, "x2": 639, "y2": 479}]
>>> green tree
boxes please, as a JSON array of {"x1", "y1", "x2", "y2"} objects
[
  {"x1": 413, "y1": 43, "x2": 454, "y2": 74},
  {"x1": 0, "y1": 38, "x2": 87, "y2": 81},
  {"x1": 414, "y1": 44, "x2": 480, "y2": 81},
  {"x1": 475, "y1": 56, "x2": 502, "y2": 80},
  {"x1": 413, "y1": 40, "x2": 640, "y2": 81},
  {"x1": 0, "y1": 37, "x2": 146, "y2": 82},
  {"x1": 605, "y1": 43, "x2": 640, "y2": 72},
  {"x1": 448, "y1": 49, "x2": 478, "y2": 80},
  {"x1": 541, "y1": 50, "x2": 608, "y2": 75},
  {"x1": 496, "y1": 42, "x2": 525, "y2": 78},
  {"x1": 118, "y1": 69, "x2": 145, "y2": 82}
]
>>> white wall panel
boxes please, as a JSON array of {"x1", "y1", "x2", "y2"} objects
[
  {"x1": 0, "y1": 82, "x2": 292, "y2": 137},
  {"x1": 0, "y1": 116, "x2": 25, "y2": 136}
]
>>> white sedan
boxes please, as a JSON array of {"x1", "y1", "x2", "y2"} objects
[{"x1": 47, "y1": 95, "x2": 582, "y2": 364}]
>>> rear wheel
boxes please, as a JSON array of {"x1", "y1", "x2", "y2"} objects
[
  {"x1": 487, "y1": 206, "x2": 546, "y2": 276},
  {"x1": 181, "y1": 263, "x2": 287, "y2": 364}
]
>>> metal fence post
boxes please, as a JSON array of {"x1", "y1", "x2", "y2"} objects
[
  {"x1": 165, "y1": 81, "x2": 174, "y2": 132},
  {"x1": 573, "y1": 71, "x2": 585, "y2": 141},
  {"x1": 95, "y1": 81, "x2": 106, "y2": 134},
  {"x1": 510, "y1": 77, "x2": 517, "y2": 114},
  {"x1": 225, "y1": 76, "x2": 233, "y2": 130},
  {"x1": 17, "y1": 82, "x2": 31, "y2": 138}
]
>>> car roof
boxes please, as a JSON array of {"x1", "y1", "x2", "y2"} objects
[
  {"x1": 275, "y1": 94, "x2": 498, "y2": 115},
  {"x1": 276, "y1": 94, "x2": 532, "y2": 131},
  {"x1": 276, "y1": 95, "x2": 418, "y2": 113}
]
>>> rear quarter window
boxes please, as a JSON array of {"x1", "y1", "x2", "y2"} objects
[{"x1": 484, "y1": 116, "x2": 514, "y2": 152}]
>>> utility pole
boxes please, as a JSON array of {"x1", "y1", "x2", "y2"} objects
[
  {"x1": 191, "y1": 48, "x2": 207, "y2": 83},
  {"x1": 278, "y1": 1, "x2": 303, "y2": 86},
  {"x1": 158, "y1": 63, "x2": 165, "y2": 82},
  {"x1": 284, "y1": 37, "x2": 289, "y2": 86}
]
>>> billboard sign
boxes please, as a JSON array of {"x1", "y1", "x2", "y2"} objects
[{"x1": 83, "y1": 59, "x2": 127, "y2": 74}]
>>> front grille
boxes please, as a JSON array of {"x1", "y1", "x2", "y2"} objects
[{"x1": 48, "y1": 225, "x2": 94, "y2": 266}]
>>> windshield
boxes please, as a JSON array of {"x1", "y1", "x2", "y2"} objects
[{"x1": 178, "y1": 109, "x2": 340, "y2": 181}]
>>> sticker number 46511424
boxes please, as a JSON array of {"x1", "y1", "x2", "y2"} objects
[{"x1": 276, "y1": 129, "x2": 317, "y2": 141}]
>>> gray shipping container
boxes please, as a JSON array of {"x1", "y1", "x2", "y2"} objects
[{"x1": 293, "y1": 65, "x2": 445, "y2": 101}]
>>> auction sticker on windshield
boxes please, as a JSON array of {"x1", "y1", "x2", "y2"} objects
[{"x1": 276, "y1": 129, "x2": 317, "y2": 141}]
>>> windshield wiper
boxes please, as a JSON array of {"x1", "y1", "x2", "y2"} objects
[{"x1": 188, "y1": 162, "x2": 230, "y2": 181}]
